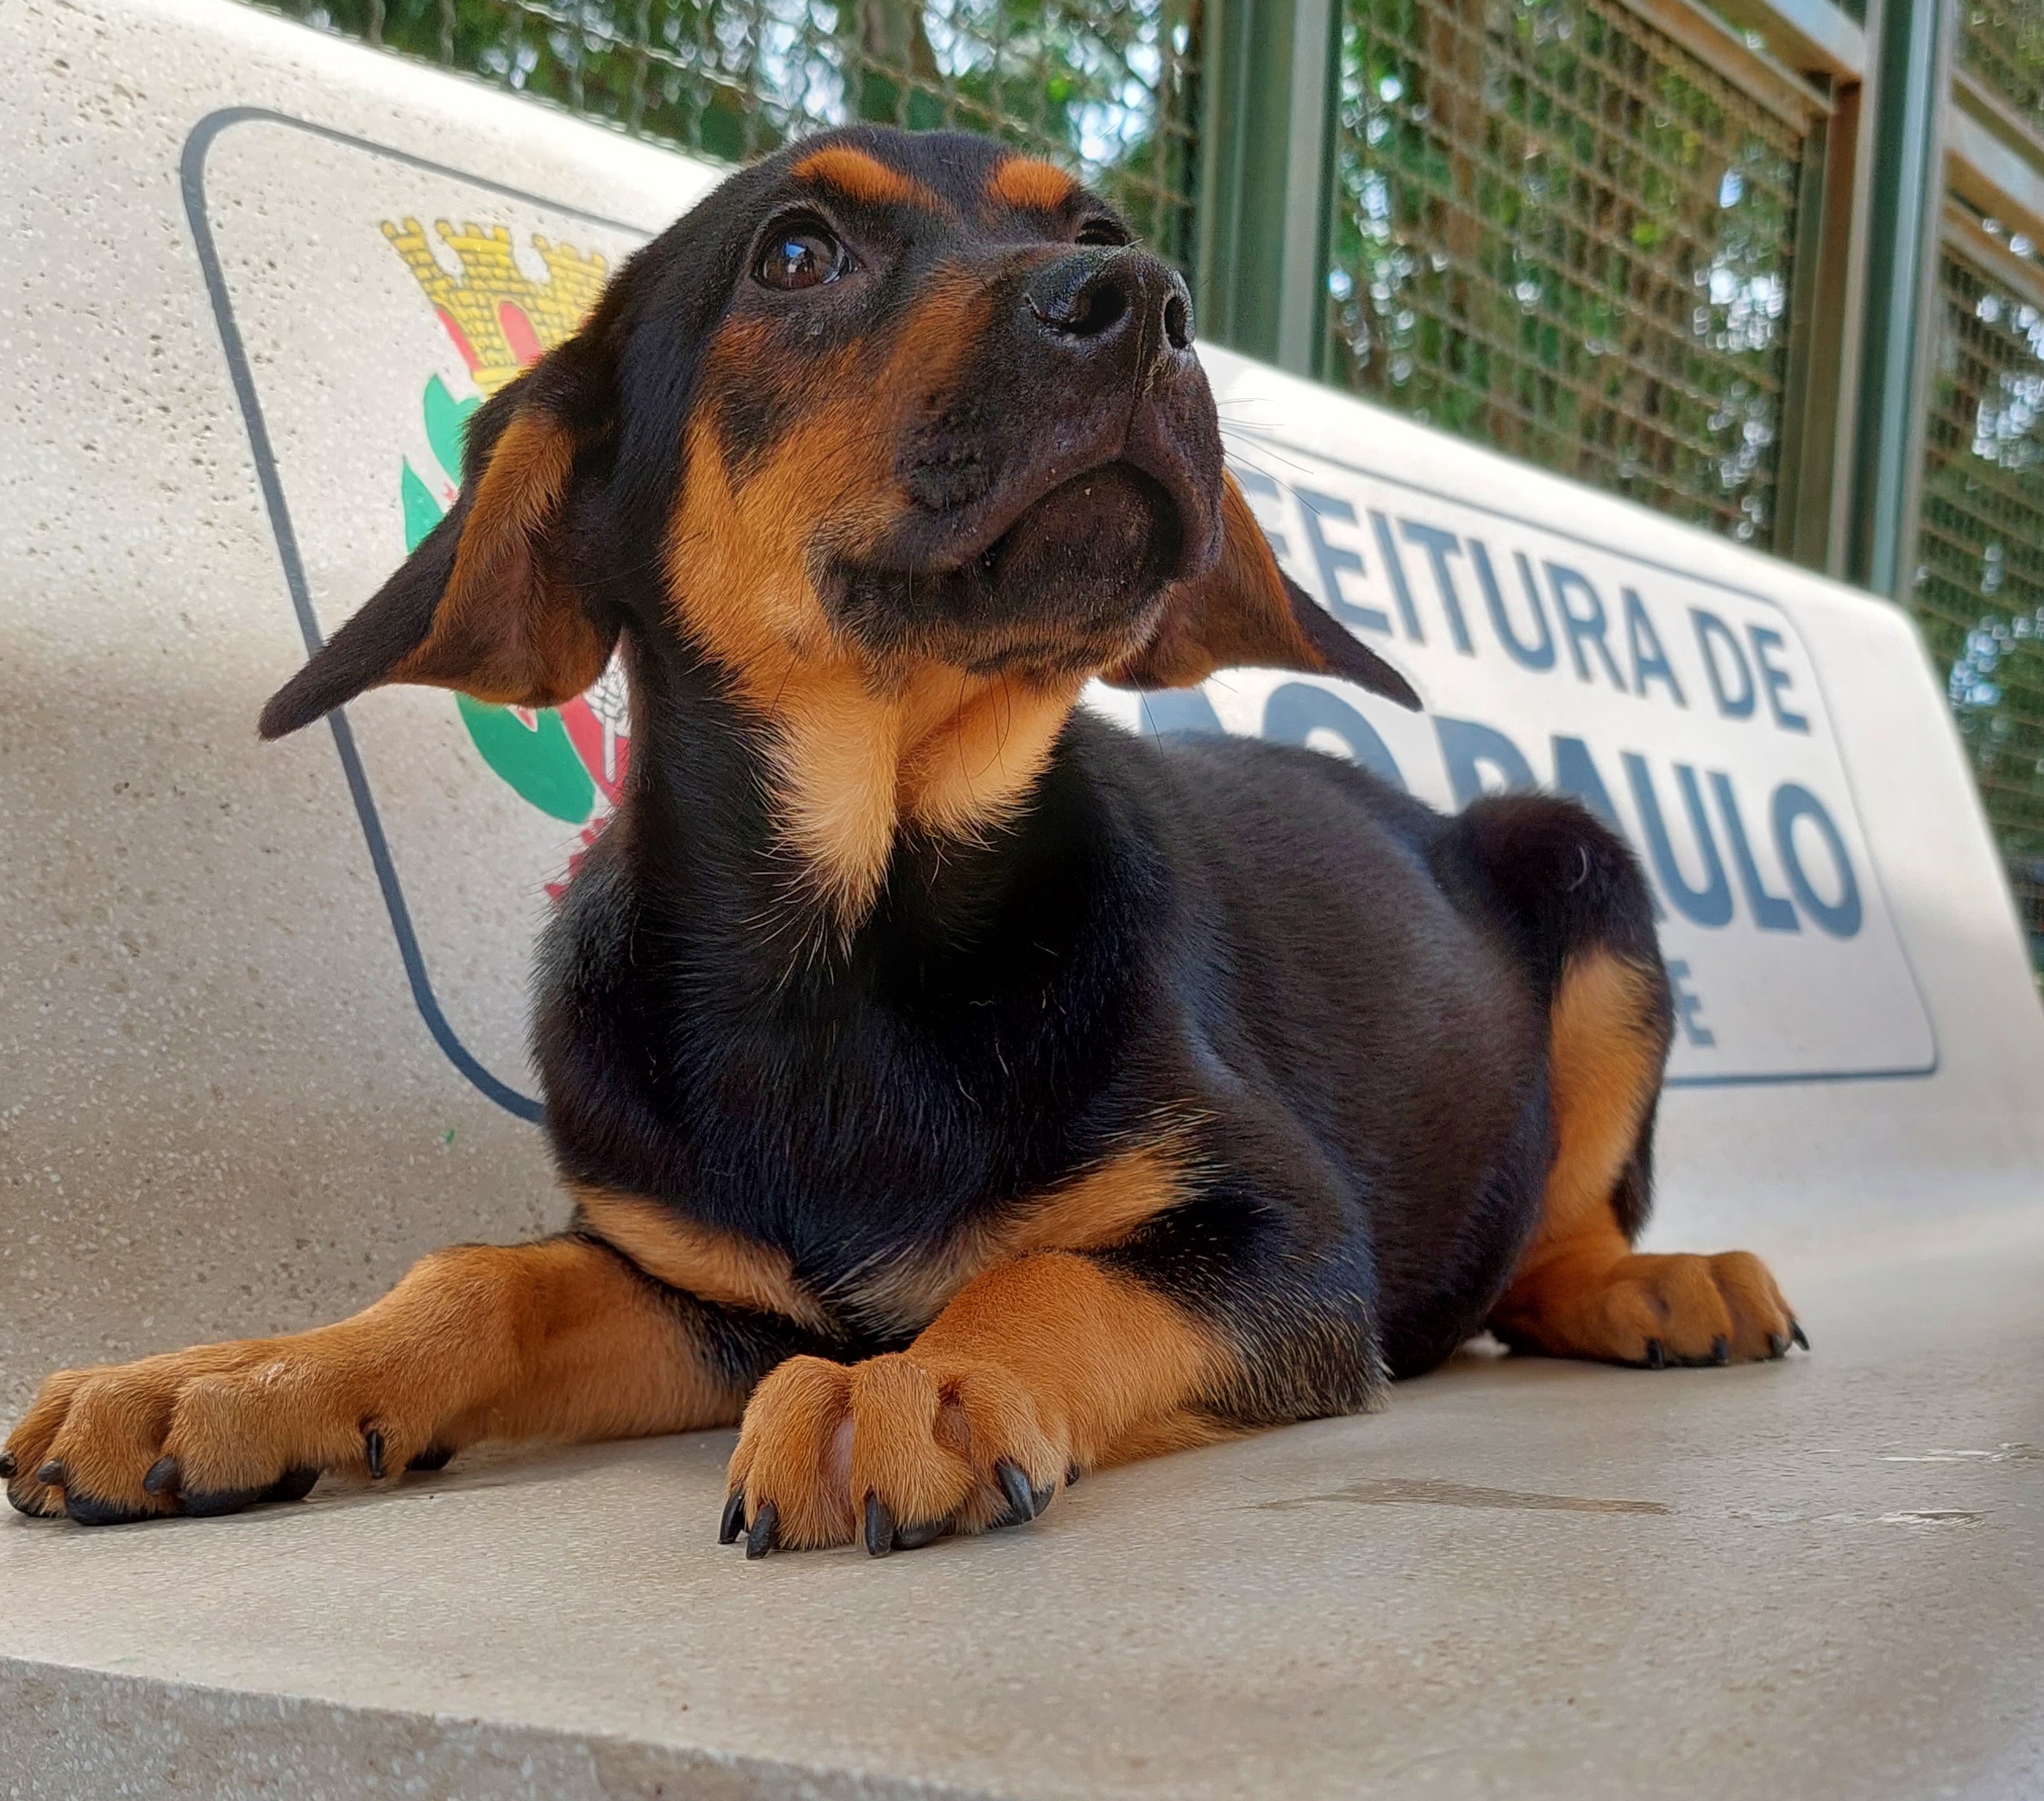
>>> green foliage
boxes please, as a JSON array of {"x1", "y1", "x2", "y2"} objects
[
  {"x1": 235, "y1": 0, "x2": 2044, "y2": 979},
  {"x1": 1917, "y1": 251, "x2": 2044, "y2": 973},
  {"x1": 1959, "y1": 1, "x2": 2044, "y2": 137},
  {"x1": 1324, "y1": 0, "x2": 1796, "y2": 546},
  {"x1": 247, "y1": 0, "x2": 1200, "y2": 261}
]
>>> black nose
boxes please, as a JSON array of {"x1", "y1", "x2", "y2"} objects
[{"x1": 1025, "y1": 249, "x2": 1194, "y2": 362}]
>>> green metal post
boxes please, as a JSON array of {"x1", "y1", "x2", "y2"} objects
[
  {"x1": 1194, "y1": 0, "x2": 1340, "y2": 377},
  {"x1": 1846, "y1": 0, "x2": 1955, "y2": 598}
]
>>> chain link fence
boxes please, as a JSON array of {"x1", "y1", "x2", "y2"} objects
[
  {"x1": 262, "y1": 0, "x2": 1806, "y2": 548},
  {"x1": 248, "y1": 0, "x2": 1202, "y2": 259},
  {"x1": 233, "y1": 0, "x2": 2044, "y2": 977},
  {"x1": 1958, "y1": 0, "x2": 2044, "y2": 131},
  {"x1": 1918, "y1": 234, "x2": 2044, "y2": 977},
  {"x1": 1324, "y1": 0, "x2": 1802, "y2": 547}
]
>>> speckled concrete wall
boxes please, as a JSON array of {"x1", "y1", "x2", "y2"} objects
[{"x1": 0, "y1": 0, "x2": 721, "y2": 1410}]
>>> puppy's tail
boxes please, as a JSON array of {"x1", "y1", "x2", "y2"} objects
[
  {"x1": 1433, "y1": 794, "x2": 1672, "y2": 1245},
  {"x1": 1433, "y1": 793, "x2": 1664, "y2": 1004}
]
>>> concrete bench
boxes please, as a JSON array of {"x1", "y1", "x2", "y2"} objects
[{"x1": 2, "y1": 0, "x2": 2040, "y2": 1792}]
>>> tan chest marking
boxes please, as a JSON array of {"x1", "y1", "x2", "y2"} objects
[{"x1": 666, "y1": 276, "x2": 1073, "y2": 925}]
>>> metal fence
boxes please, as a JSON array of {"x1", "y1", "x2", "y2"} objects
[
  {"x1": 1920, "y1": 227, "x2": 2044, "y2": 974},
  {"x1": 236, "y1": 0, "x2": 2044, "y2": 978},
  {"x1": 1958, "y1": 0, "x2": 2044, "y2": 135},
  {"x1": 1324, "y1": 0, "x2": 1803, "y2": 545},
  {"x1": 251, "y1": 0, "x2": 1202, "y2": 258}
]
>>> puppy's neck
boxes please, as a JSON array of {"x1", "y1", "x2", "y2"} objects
[
  {"x1": 758, "y1": 653, "x2": 1084, "y2": 924},
  {"x1": 620, "y1": 631, "x2": 1082, "y2": 948}
]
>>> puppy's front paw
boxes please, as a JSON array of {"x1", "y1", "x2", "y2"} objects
[
  {"x1": 721, "y1": 1352, "x2": 1068, "y2": 1557},
  {"x1": 3, "y1": 1337, "x2": 452, "y2": 1526}
]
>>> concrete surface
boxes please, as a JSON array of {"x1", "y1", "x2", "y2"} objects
[
  {"x1": 2, "y1": 1208, "x2": 2038, "y2": 1800},
  {"x1": 5, "y1": 0, "x2": 2042, "y2": 1794},
  {"x1": 0, "y1": 0, "x2": 699, "y2": 1419}
]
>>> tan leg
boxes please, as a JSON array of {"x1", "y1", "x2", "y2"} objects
[
  {"x1": 1490, "y1": 953, "x2": 1803, "y2": 1368},
  {"x1": 4, "y1": 1235, "x2": 741, "y2": 1524}
]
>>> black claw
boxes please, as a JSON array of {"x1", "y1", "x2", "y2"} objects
[
  {"x1": 1767, "y1": 1332, "x2": 1789, "y2": 1360},
  {"x1": 35, "y1": 1459, "x2": 64, "y2": 1487},
  {"x1": 363, "y1": 1429, "x2": 387, "y2": 1480},
  {"x1": 1065, "y1": 1462, "x2": 1081, "y2": 1487},
  {"x1": 995, "y1": 1459, "x2": 1038, "y2": 1525},
  {"x1": 261, "y1": 1467, "x2": 319, "y2": 1505},
  {"x1": 1790, "y1": 1320, "x2": 1810, "y2": 1352},
  {"x1": 405, "y1": 1445, "x2": 453, "y2": 1474},
  {"x1": 745, "y1": 1500, "x2": 779, "y2": 1560},
  {"x1": 892, "y1": 1515, "x2": 949, "y2": 1551},
  {"x1": 864, "y1": 1492, "x2": 896, "y2": 1557},
  {"x1": 0, "y1": 1451, "x2": 16, "y2": 1479},
  {"x1": 1710, "y1": 1335, "x2": 1730, "y2": 1366},
  {"x1": 1642, "y1": 1339, "x2": 1666, "y2": 1371},
  {"x1": 718, "y1": 1487, "x2": 747, "y2": 1545},
  {"x1": 143, "y1": 1456, "x2": 180, "y2": 1496}
]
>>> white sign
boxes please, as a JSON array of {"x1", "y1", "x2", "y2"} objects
[
  {"x1": 188, "y1": 108, "x2": 677, "y2": 1114},
  {"x1": 1094, "y1": 360, "x2": 1938, "y2": 1088},
  {"x1": 190, "y1": 110, "x2": 1953, "y2": 1113}
]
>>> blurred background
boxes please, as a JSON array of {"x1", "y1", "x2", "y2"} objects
[{"x1": 216, "y1": 0, "x2": 2044, "y2": 989}]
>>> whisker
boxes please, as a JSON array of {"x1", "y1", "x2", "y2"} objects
[{"x1": 1219, "y1": 429, "x2": 1319, "y2": 487}]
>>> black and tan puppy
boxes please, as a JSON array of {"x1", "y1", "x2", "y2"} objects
[{"x1": 4, "y1": 127, "x2": 1802, "y2": 1550}]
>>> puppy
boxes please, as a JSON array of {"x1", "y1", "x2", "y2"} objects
[{"x1": 3, "y1": 127, "x2": 1801, "y2": 1551}]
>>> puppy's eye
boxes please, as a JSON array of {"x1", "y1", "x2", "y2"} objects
[
  {"x1": 756, "y1": 222, "x2": 846, "y2": 292},
  {"x1": 1076, "y1": 218, "x2": 1130, "y2": 248}
]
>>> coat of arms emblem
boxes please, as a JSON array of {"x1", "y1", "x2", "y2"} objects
[{"x1": 384, "y1": 216, "x2": 625, "y2": 894}]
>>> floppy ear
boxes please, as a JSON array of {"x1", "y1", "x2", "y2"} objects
[
  {"x1": 1104, "y1": 471, "x2": 1421, "y2": 710},
  {"x1": 258, "y1": 339, "x2": 618, "y2": 740}
]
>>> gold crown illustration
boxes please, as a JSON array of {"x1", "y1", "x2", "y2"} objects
[{"x1": 382, "y1": 218, "x2": 609, "y2": 395}]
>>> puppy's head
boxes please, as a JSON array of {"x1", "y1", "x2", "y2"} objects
[{"x1": 261, "y1": 128, "x2": 1416, "y2": 909}]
